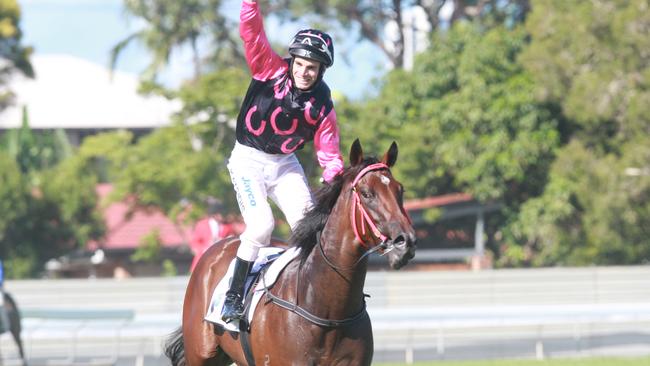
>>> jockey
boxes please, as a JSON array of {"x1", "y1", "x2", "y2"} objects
[
  {"x1": 0, "y1": 259, "x2": 8, "y2": 333},
  {"x1": 221, "y1": 0, "x2": 344, "y2": 323}
]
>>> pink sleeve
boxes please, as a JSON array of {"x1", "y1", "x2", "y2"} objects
[
  {"x1": 314, "y1": 109, "x2": 344, "y2": 182},
  {"x1": 240, "y1": 2, "x2": 287, "y2": 81}
]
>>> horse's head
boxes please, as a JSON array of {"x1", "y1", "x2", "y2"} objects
[{"x1": 346, "y1": 139, "x2": 417, "y2": 269}]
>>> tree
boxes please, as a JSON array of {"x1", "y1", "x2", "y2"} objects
[
  {"x1": 329, "y1": 21, "x2": 565, "y2": 268},
  {"x1": 1, "y1": 107, "x2": 73, "y2": 180},
  {"x1": 504, "y1": 138, "x2": 650, "y2": 267},
  {"x1": 0, "y1": 152, "x2": 26, "y2": 245},
  {"x1": 174, "y1": 67, "x2": 248, "y2": 153},
  {"x1": 501, "y1": 0, "x2": 650, "y2": 266},
  {"x1": 74, "y1": 66, "x2": 248, "y2": 223},
  {"x1": 0, "y1": 0, "x2": 33, "y2": 109},
  {"x1": 111, "y1": 0, "x2": 243, "y2": 83},
  {"x1": 265, "y1": 0, "x2": 531, "y2": 69},
  {"x1": 0, "y1": 151, "x2": 105, "y2": 278},
  {"x1": 340, "y1": 23, "x2": 559, "y2": 202},
  {"x1": 521, "y1": 0, "x2": 650, "y2": 149}
]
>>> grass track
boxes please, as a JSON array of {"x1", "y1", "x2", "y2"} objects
[{"x1": 374, "y1": 356, "x2": 650, "y2": 366}]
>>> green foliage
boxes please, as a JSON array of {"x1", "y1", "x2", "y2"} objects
[
  {"x1": 113, "y1": 0, "x2": 242, "y2": 82},
  {"x1": 506, "y1": 137, "x2": 650, "y2": 266},
  {"x1": 264, "y1": 0, "x2": 531, "y2": 68},
  {"x1": 4, "y1": 256, "x2": 32, "y2": 279},
  {"x1": 104, "y1": 69, "x2": 249, "y2": 220},
  {"x1": 0, "y1": 111, "x2": 102, "y2": 278},
  {"x1": 131, "y1": 228, "x2": 163, "y2": 263},
  {"x1": 40, "y1": 157, "x2": 105, "y2": 246},
  {"x1": 502, "y1": 0, "x2": 650, "y2": 266},
  {"x1": 112, "y1": 123, "x2": 233, "y2": 221},
  {"x1": 176, "y1": 68, "x2": 248, "y2": 123},
  {"x1": 0, "y1": 152, "x2": 26, "y2": 242},
  {"x1": 1, "y1": 0, "x2": 643, "y2": 275},
  {"x1": 341, "y1": 23, "x2": 559, "y2": 205},
  {"x1": 522, "y1": 0, "x2": 650, "y2": 148},
  {"x1": 422, "y1": 208, "x2": 442, "y2": 224},
  {"x1": 0, "y1": 0, "x2": 33, "y2": 110},
  {"x1": 74, "y1": 130, "x2": 135, "y2": 183},
  {"x1": 1, "y1": 108, "x2": 74, "y2": 183},
  {"x1": 161, "y1": 259, "x2": 178, "y2": 276},
  {"x1": 0, "y1": 152, "x2": 105, "y2": 278}
]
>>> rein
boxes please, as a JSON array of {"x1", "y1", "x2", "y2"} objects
[
  {"x1": 317, "y1": 231, "x2": 385, "y2": 272},
  {"x1": 261, "y1": 263, "x2": 368, "y2": 328},
  {"x1": 260, "y1": 162, "x2": 395, "y2": 328}
]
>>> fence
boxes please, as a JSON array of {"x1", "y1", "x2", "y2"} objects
[
  {"x1": 1, "y1": 265, "x2": 649, "y2": 364},
  {"x1": 365, "y1": 265, "x2": 650, "y2": 362}
]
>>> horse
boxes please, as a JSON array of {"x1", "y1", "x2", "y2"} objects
[
  {"x1": 165, "y1": 139, "x2": 417, "y2": 365},
  {"x1": 1, "y1": 291, "x2": 27, "y2": 366}
]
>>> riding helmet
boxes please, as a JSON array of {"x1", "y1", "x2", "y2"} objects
[{"x1": 288, "y1": 29, "x2": 334, "y2": 68}]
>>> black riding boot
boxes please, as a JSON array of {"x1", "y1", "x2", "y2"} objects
[{"x1": 221, "y1": 257, "x2": 253, "y2": 323}]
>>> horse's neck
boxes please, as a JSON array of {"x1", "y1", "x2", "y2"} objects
[{"x1": 299, "y1": 196, "x2": 367, "y2": 317}]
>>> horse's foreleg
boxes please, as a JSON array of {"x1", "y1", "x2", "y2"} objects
[
  {"x1": 11, "y1": 331, "x2": 27, "y2": 366},
  {"x1": 4, "y1": 294, "x2": 26, "y2": 365}
]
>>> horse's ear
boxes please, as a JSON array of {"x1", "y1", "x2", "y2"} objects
[
  {"x1": 349, "y1": 138, "x2": 363, "y2": 167},
  {"x1": 382, "y1": 141, "x2": 398, "y2": 167}
]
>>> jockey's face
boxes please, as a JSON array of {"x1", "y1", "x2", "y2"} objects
[{"x1": 292, "y1": 56, "x2": 321, "y2": 90}]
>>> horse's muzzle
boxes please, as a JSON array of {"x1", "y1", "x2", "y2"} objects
[{"x1": 386, "y1": 231, "x2": 417, "y2": 269}]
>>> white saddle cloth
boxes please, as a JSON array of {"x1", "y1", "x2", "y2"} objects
[{"x1": 204, "y1": 246, "x2": 301, "y2": 332}]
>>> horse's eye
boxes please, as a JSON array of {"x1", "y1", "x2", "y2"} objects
[{"x1": 361, "y1": 188, "x2": 374, "y2": 199}]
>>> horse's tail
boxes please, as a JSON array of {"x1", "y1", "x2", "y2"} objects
[{"x1": 164, "y1": 326, "x2": 186, "y2": 366}]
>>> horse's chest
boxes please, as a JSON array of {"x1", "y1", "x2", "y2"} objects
[
  {"x1": 292, "y1": 332, "x2": 372, "y2": 365},
  {"x1": 254, "y1": 324, "x2": 371, "y2": 365}
]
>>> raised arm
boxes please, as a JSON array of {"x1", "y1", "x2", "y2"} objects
[{"x1": 240, "y1": 0, "x2": 286, "y2": 81}]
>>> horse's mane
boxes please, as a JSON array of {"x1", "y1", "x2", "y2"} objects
[{"x1": 289, "y1": 156, "x2": 381, "y2": 263}]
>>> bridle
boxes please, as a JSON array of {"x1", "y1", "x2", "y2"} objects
[
  {"x1": 262, "y1": 162, "x2": 407, "y2": 328},
  {"x1": 350, "y1": 163, "x2": 390, "y2": 248},
  {"x1": 318, "y1": 162, "x2": 405, "y2": 272}
]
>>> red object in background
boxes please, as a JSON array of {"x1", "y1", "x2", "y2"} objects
[
  {"x1": 88, "y1": 184, "x2": 192, "y2": 250},
  {"x1": 189, "y1": 217, "x2": 238, "y2": 271}
]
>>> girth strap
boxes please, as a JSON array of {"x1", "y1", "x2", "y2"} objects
[
  {"x1": 239, "y1": 270, "x2": 262, "y2": 366},
  {"x1": 261, "y1": 277, "x2": 368, "y2": 328}
]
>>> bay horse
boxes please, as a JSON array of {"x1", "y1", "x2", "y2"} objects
[
  {"x1": 1, "y1": 291, "x2": 27, "y2": 366},
  {"x1": 166, "y1": 139, "x2": 416, "y2": 365}
]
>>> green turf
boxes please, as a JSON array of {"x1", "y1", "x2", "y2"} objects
[{"x1": 374, "y1": 356, "x2": 650, "y2": 366}]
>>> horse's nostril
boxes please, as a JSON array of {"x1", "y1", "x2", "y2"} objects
[{"x1": 392, "y1": 234, "x2": 406, "y2": 248}]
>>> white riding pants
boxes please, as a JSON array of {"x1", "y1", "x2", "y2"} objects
[{"x1": 227, "y1": 143, "x2": 313, "y2": 262}]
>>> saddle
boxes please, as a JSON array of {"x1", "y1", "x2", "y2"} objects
[{"x1": 204, "y1": 246, "x2": 301, "y2": 331}]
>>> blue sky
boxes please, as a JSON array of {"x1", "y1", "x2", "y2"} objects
[{"x1": 19, "y1": 0, "x2": 387, "y2": 100}]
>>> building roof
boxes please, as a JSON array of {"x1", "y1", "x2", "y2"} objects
[
  {"x1": 0, "y1": 54, "x2": 181, "y2": 130},
  {"x1": 86, "y1": 183, "x2": 480, "y2": 251},
  {"x1": 404, "y1": 193, "x2": 474, "y2": 211},
  {"x1": 87, "y1": 184, "x2": 192, "y2": 251}
]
